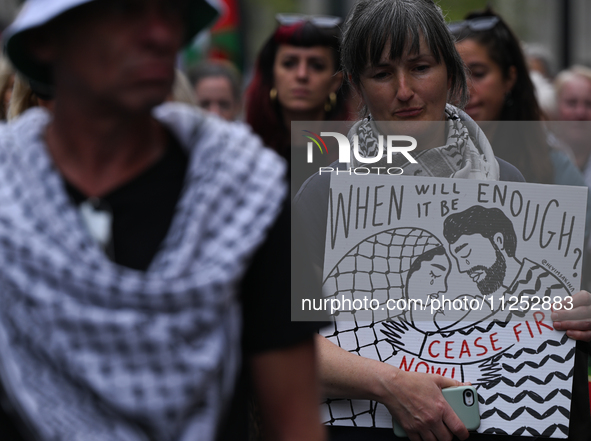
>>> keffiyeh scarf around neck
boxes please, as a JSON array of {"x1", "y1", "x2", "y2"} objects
[
  {"x1": 0, "y1": 104, "x2": 286, "y2": 440},
  {"x1": 350, "y1": 104, "x2": 500, "y2": 180}
]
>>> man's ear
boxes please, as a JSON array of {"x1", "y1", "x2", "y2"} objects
[{"x1": 493, "y1": 232, "x2": 505, "y2": 250}]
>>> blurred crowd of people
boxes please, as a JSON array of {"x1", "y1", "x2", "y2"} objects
[
  {"x1": 3, "y1": 4, "x2": 591, "y2": 211},
  {"x1": 0, "y1": 0, "x2": 589, "y2": 441}
]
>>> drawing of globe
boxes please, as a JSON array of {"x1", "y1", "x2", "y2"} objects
[{"x1": 323, "y1": 227, "x2": 444, "y2": 322}]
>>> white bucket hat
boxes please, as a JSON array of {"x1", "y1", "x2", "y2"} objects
[{"x1": 3, "y1": 0, "x2": 220, "y2": 89}]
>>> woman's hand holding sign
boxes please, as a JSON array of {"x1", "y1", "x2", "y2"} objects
[
  {"x1": 316, "y1": 335, "x2": 469, "y2": 441},
  {"x1": 552, "y1": 290, "x2": 591, "y2": 342},
  {"x1": 384, "y1": 369, "x2": 470, "y2": 441}
]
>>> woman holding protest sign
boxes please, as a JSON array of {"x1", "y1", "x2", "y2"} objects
[{"x1": 294, "y1": 0, "x2": 591, "y2": 440}]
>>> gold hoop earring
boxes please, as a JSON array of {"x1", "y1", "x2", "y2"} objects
[
  {"x1": 325, "y1": 92, "x2": 337, "y2": 112},
  {"x1": 270, "y1": 88, "x2": 277, "y2": 102}
]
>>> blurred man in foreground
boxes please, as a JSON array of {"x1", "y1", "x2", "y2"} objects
[{"x1": 0, "y1": 0, "x2": 324, "y2": 440}]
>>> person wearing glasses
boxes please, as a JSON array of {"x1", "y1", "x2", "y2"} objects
[
  {"x1": 294, "y1": 1, "x2": 591, "y2": 440},
  {"x1": 245, "y1": 13, "x2": 351, "y2": 194}
]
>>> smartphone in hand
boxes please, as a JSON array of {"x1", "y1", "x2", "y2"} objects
[{"x1": 392, "y1": 386, "x2": 480, "y2": 437}]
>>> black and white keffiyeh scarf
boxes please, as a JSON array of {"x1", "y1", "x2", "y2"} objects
[
  {"x1": 0, "y1": 104, "x2": 286, "y2": 440},
  {"x1": 349, "y1": 104, "x2": 500, "y2": 180}
]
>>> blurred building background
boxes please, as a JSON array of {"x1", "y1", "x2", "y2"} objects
[
  {"x1": 0, "y1": 0, "x2": 589, "y2": 78},
  {"x1": 240, "y1": 0, "x2": 591, "y2": 78},
  {"x1": 0, "y1": 0, "x2": 18, "y2": 29}
]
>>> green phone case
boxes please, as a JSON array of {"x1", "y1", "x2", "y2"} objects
[{"x1": 392, "y1": 386, "x2": 480, "y2": 437}]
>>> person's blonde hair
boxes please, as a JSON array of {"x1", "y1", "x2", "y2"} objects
[
  {"x1": 170, "y1": 69, "x2": 196, "y2": 105},
  {"x1": 0, "y1": 56, "x2": 15, "y2": 120},
  {"x1": 7, "y1": 74, "x2": 39, "y2": 120},
  {"x1": 554, "y1": 65, "x2": 591, "y2": 98}
]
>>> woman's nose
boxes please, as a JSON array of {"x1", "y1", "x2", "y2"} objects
[
  {"x1": 467, "y1": 79, "x2": 477, "y2": 97},
  {"x1": 395, "y1": 74, "x2": 414, "y2": 102},
  {"x1": 296, "y1": 61, "x2": 308, "y2": 80}
]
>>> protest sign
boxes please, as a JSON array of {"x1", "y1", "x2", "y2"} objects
[{"x1": 321, "y1": 174, "x2": 586, "y2": 438}]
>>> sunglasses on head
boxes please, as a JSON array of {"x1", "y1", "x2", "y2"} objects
[
  {"x1": 447, "y1": 16, "x2": 500, "y2": 34},
  {"x1": 275, "y1": 13, "x2": 342, "y2": 28}
]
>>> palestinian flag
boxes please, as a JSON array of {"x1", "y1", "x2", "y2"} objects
[{"x1": 183, "y1": 0, "x2": 243, "y2": 70}]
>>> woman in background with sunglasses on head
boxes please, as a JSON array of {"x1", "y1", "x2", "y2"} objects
[
  {"x1": 451, "y1": 10, "x2": 590, "y2": 189},
  {"x1": 451, "y1": 9, "x2": 591, "y2": 272},
  {"x1": 451, "y1": 9, "x2": 591, "y2": 441},
  {"x1": 245, "y1": 14, "x2": 351, "y2": 194}
]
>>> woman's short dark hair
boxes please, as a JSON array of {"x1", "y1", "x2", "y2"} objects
[
  {"x1": 443, "y1": 206, "x2": 517, "y2": 258},
  {"x1": 405, "y1": 245, "x2": 447, "y2": 298},
  {"x1": 341, "y1": 0, "x2": 468, "y2": 109},
  {"x1": 245, "y1": 21, "x2": 350, "y2": 156},
  {"x1": 408, "y1": 246, "x2": 447, "y2": 278}
]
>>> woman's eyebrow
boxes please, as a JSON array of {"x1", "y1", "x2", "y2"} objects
[
  {"x1": 454, "y1": 243, "x2": 468, "y2": 254},
  {"x1": 406, "y1": 53, "x2": 432, "y2": 62},
  {"x1": 466, "y1": 62, "x2": 487, "y2": 69},
  {"x1": 432, "y1": 264, "x2": 446, "y2": 271},
  {"x1": 373, "y1": 59, "x2": 393, "y2": 68},
  {"x1": 307, "y1": 56, "x2": 327, "y2": 62}
]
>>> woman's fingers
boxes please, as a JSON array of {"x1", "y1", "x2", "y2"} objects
[{"x1": 552, "y1": 291, "x2": 591, "y2": 341}]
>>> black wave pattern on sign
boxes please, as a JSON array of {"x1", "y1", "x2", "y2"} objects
[
  {"x1": 480, "y1": 388, "x2": 572, "y2": 405},
  {"x1": 505, "y1": 264, "x2": 566, "y2": 299},
  {"x1": 501, "y1": 333, "x2": 570, "y2": 359},
  {"x1": 438, "y1": 319, "x2": 512, "y2": 337},
  {"x1": 476, "y1": 329, "x2": 573, "y2": 436},
  {"x1": 479, "y1": 367, "x2": 574, "y2": 389},
  {"x1": 481, "y1": 405, "x2": 570, "y2": 421},
  {"x1": 501, "y1": 347, "x2": 576, "y2": 373},
  {"x1": 481, "y1": 423, "x2": 569, "y2": 437}
]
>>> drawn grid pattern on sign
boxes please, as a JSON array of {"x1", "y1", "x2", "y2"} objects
[
  {"x1": 321, "y1": 227, "x2": 574, "y2": 437},
  {"x1": 321, "y1": 228, "x2": 442, "y2": 427}
]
